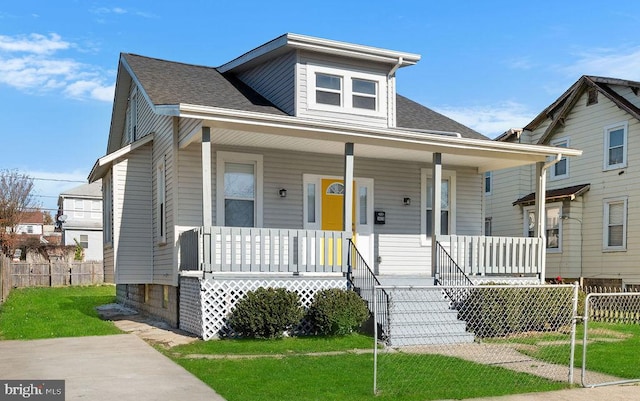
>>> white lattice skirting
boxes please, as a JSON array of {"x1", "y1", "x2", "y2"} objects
[{"x1": 186, "y1": 276, "x2": 347, "y2": 340}]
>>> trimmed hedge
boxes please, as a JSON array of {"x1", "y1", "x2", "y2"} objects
[
  {"x1": 457, "y1": 286, "x2": 574, "y2": 338},
  {"x1": 307, "y1": 288, "x2": 369, "y2": 336},
  {"x1": 228, "y1": 287, "x2": 304, "y2": 339}
]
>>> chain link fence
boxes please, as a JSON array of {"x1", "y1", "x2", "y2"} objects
[
  {"x1": 582, "y1": 292, "x2": 640, "y2": 388},
  {"x1": 373, "y1": 284, "x2": 579, "y2": 398}
]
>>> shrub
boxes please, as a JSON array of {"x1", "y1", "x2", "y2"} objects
[
  {"x1": 228, "y1": 287, "x2": 304, "y2": 339},
  {"x1": 307, "y1": 288, "x2": 369, "y2": 336},
  {"x1": 457, "y1": 286, "x2": 574, "y2": 338}
]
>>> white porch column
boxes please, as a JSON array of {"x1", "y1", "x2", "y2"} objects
[
  {"x1": 202, "y1": 127, "x2": 212, "y2": 227},
  {"x1": 431, "y1": 152, "x2": 442, "y2": 278},
  {"x1": 535, "y1": 161, "x2": 546, "y2": 282},
  {"x1": 343, "y1": 143, "x2": 354, "y2": 232}
]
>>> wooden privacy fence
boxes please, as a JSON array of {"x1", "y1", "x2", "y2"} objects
[{"x1": 0, "y1": 259, "x2": 104, "y2": 302}]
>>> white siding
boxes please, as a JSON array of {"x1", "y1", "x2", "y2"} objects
[
  {"x1": 63, "y1": 229, "x2": 103, "y2": 261},
  {"x1": 237, "y1": 51, "x2": 296, "y2": 115},
  {"x1": 112, "y1": 143, "x2": 153, "y2": 284}
]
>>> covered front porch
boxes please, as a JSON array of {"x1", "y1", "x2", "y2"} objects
[{"x1": 175, "y1": 110, "x2": 580, "y2": 284}]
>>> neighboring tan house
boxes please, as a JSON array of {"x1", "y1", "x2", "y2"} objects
[
  {"x1": 57, "y1": 181, "x2": 104, "y2": 262},
  {"x1": 88, "y1": 33, "x2": 579, "y2": 340},
  {"x1": 486, "y1": 75, "x2": 640, "y2": 289}
]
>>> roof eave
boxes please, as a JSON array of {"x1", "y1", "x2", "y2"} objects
[{"x1": 218, "y1": 33, "x2": 420, "y2": 73}]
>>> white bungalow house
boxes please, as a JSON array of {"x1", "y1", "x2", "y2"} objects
[
  {"x1": 89, "y1": 33, "x2": 580, "y2": 340},
  {"x1": 487, "y1": 76, "x2": 640, "y2": 289}
]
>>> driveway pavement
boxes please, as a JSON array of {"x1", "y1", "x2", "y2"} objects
[{"x1": 0, "y1": 334, "x2": 226, "y2": 401}]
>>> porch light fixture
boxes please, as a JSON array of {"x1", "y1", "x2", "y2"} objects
[
  {"x1": 279, "y1": 188, "x2": 287, "y2": 198},
  {"x1": 403, "y1": 197, "x2": 411, "y2": 206}
]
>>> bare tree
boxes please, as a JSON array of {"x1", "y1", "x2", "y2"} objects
[{"x1": 0, "y1": 169, "x2": 39, "y2": 255}]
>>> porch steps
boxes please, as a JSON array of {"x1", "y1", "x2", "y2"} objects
[{"x1": 376, "y1": 275, "x2": 475, "y2": 346}]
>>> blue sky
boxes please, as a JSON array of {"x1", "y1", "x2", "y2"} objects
[{"x1": 2, "y1": 1, "x2": 640, "y2": 214}]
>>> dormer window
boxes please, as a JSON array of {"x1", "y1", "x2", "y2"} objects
[
  {"x1": 352, "y1": 79, "x2": 376, "y2": 110},
  {"x1": 316, "y1": 73, "x2": 342, "y2": 106},
  {"x1": 308, "y1": 64, "x2": 386, "y2": 118}
]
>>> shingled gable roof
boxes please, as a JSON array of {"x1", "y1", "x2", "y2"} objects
[
  {"x1": 513, "y1": 183, "x2": 590, "y2": 206},
  {"x1": 120, "y1": 53, "x2": 487, "y2": 140},
  {"x1": 522, "y1": 75, "x2": 640, "y2": 145}
]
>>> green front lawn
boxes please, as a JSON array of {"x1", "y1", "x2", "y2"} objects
[{"x1": 0, "y1": 285, "x2": 122, "y2": 339}]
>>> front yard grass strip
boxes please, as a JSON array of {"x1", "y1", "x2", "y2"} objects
[
  {"x1": 0, "y1": 286, "x2": 122, "y2": 340},
  {"x1": 509, "y1": 323, "x2": 640, "y2": 379},
  {"x1": 170, "y1": 333, "x2": 374, "y2": 357},
  {"x1": 172, "y1": 352, "x2": 567, "y2": 401}
]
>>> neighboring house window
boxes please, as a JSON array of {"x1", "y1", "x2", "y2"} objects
[
  {"x1": 421, "y1": 169, "x2": 456, "y2": 238},
  {"x1": 484, "y1": 171, "x2": 492, "y2": 195},
  {"x1": 603, "y1": 197, "x2": 627, "y2": 251},
  {"x1": 78, "y1": 234, "x2": 88, "y2": 248},
  {"x1": 27, "y1": 225, "x2": 33, "y2": 234},
  {"x1": 216, "y1": 152, "x2": 263, "y2": 227},
  {"x1": 315, "y1": 73, "x2": 342, "y2": 106},
  {"x1": 308, "y1": 65, "x2": 385, "y2": 116},
  {"x1": 91, "y1": 200, "x2": 101, "y2": 219},
  {"x1": 157, "y1": 158, "x2": 166, "y2": 244},
  {"x1": 550, "y1": 137, "x2": 569, "y2": 180},
  {"x1": 524, "y1": 205, "x2": 562, "y2": 252},
  {"x1": 103, "y1": 172, "x2": 113, "y2": 244},
  {"x1": 74, "y1": 199, "x2": 84, "y2": 218},
  {"x1": 604, "y1": 121, "x2": 628, "y2": 170},
  {"x1": 484, "y1": 217, "x2": 492, "y2": 236}
]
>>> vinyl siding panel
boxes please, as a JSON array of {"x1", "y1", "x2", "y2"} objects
[
  {"x1": 151, "y1": 113, "x2": 176, "y2": 285},
  {"x1": 237, "y1": 51, "x2": 296, "y2": 115},
  {"x1": 177, "y1": 143, "x2": 204, "y2": 226},
  {"x1": 112, "y1": 144, "x2": 153, "y2": 283}
]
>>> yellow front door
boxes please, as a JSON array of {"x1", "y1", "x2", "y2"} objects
[
  {"x1": 320, "y1": 179, "x2": 356, "y2": 265},
  {"x1": 321, "y1": 179, "x2": 356, "y2": 231}
]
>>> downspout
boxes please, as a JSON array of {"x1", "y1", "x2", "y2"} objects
[
  {"x1": 388, "y1": 57, "x2": 403, "y2": 127},
  {"x1": 535, "y1": 153, "x2": 563, "y2": 283}
]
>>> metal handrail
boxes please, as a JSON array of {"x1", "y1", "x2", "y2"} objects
[
  {"x1": 435, "y1": 241, "x2": 474, "y2": 307},
  {"x1": 347, "y1": 239, "x2": 389, "y2": 342}
]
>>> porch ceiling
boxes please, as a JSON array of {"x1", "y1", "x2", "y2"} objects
[
  {"x1": 207, "y1": 127, "x2": 518, "y2": 171},
  {"x1": 177, "y1": 108, "x2": 581, "y2": 172}
]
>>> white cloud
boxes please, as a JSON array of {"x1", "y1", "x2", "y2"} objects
[
  {"x1": 0, "y1": 33, "x2": 113, "y2": 102},
  {"x1": 0, "y1": 33, "x2": 69, "y2": 55},
  {"x1": 562, "y1": 46, "x2": 640, "y2": 81},
  {"x1": 434, "y1": 102, "x2": 536, "y2": 138}
]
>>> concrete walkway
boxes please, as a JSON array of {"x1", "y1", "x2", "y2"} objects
[{"x1": 0, "y1": 334, "x2": 225, "y2": 401}]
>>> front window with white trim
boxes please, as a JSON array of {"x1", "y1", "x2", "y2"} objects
[
  {"x1": 315, "y1": 73, "x2": 342, "y2": 106},
  {"x1": 604, "y1": 197, "x2": 627, "y2": 250},
  {"x1": 604, "y1": 122, "x2": 627, "y2": 170},
  {"x1": 524, "y1": 205, "x2": 562, "y2": 252},
  {"x1": 216, "y1": 152, "x2": 263, "y2": 227},
  {"x1": 421, "y1": 169, "x2": 456, "y2": 238},
  {"x1": 550, "y1": 137, "x2": 569, "y2": 180}
]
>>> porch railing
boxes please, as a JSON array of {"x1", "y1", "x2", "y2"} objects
[
  {"x1": 180, "y1": 226, "x2": 351, "y2": 274},
  {"x1": 347, "y1": 239, "x2": 389, "y2": 341},
  {"x1": 436, "y1": 235, "x2": 544, "y2": 277}
]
